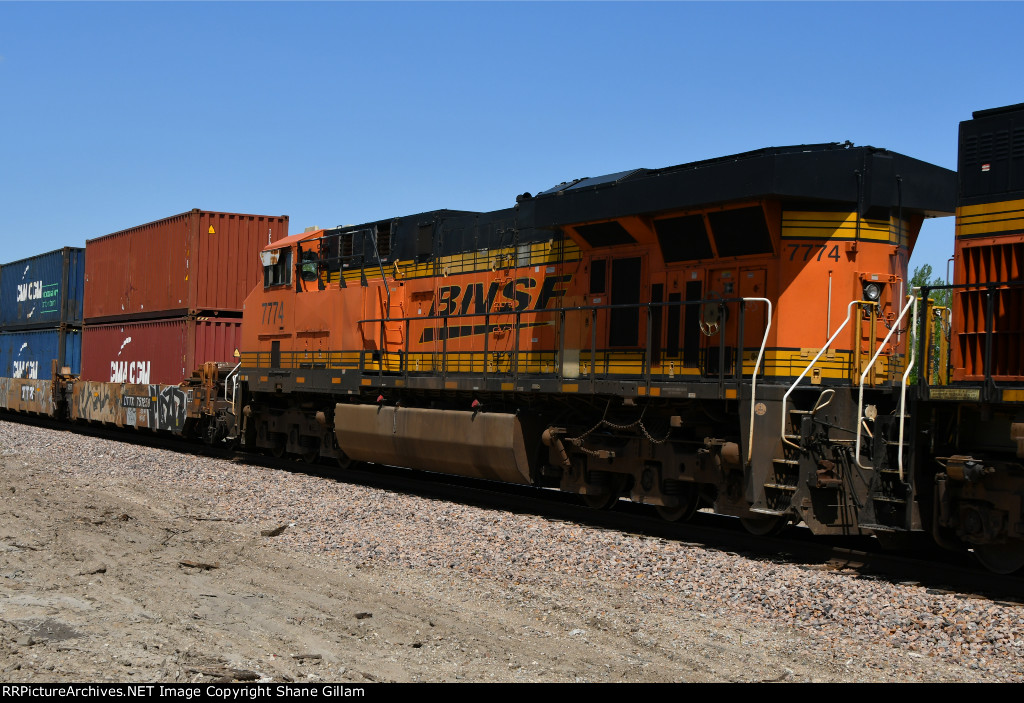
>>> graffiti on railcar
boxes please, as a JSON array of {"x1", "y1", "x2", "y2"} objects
[
  {"x1": 0, "y1": 377, "x2": 53, "y2": 415},
  {"x1": 157, "y1": 386, "x2": 188, "y2": 430},
  {"x1": 70, "y1": 381, "x2": 188, "y2": 433}
]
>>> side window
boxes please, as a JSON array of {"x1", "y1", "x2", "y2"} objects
[
  {"x1": 299, "y1": 247, "x2": 318, "y2": 282},
  {"x1": 590, "y1": 258, "x2": 607, "y2": 294},
  {"x1": 261, "y1": 248, "x2": 293, "y2": 287}
]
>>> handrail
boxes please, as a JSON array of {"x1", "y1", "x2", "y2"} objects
[
  {"x1": 224, "y1": 360, "x2": 242, "y2": 410},
  {"x1": 780, "y1": 300, "x2": 862, "y2": 450},
  {"x1": 897, "y1": 292, "x2": 920, "y2": 481},
  {"x1": 854, "y1": 294, "x2": 916, "y2": 470},
  {"x1": 744, "y1": 297, "x2": 773, "y2": 464}
]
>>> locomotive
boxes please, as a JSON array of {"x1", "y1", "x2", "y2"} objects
[
  {"x1": 3, "y1": 104, "x2": 1024, "y2": 574},
  {"x1": 236, "y1": 142, "x2": 956, "y2": 541}
]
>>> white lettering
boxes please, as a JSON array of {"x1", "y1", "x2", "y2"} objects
[
  {"x1": 15, "y1": 281, "x2": 43, "y2": 302},
  {"x1": 12, "y1": 360, "x2": 39, "y2": 379},
  {"x1": 110, "y1": 361, "x2": 151, "y2": 384}
]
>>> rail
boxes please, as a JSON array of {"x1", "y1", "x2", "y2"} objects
[
  {"x1": 240, "y1": 296, "x2": 772, "y2": 401},
  {"x1": 897, "y1": 293, "x2": 920, "y2": 481},
  {"x1": 224, "y1": 361, "x2": 242, "y2": 410},
  {"x1": 355, "y1": 296, "x2": 771, "y2": 392},
  {"x1": 854, "y1": 294, "x2": 916, "y2": 470},
  {"x1": 780, "y1": 300, "x2": 862, "y2": 450},
  {"x1": 745, "y1": 297, "x2": 773, "y2": 464}
]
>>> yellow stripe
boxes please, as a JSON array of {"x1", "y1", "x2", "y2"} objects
[
  {"x1": 958, "y1": 199, "x2": 1024, "y2": 218},
  {"x1": 956, "y1": 200, "x2": 1024, "y2": 237},
  {"x1": 782, "y1": 211, "x2": 897, "y2": 243},
  {"x1": 1002, "y1": 390, "x2": 1024, "y2": 403}
]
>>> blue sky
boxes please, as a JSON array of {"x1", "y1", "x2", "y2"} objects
[{"x1": 1, "y1": 2, "x2": 1021, "y2": 283}]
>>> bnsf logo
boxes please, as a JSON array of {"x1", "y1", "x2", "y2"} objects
[
  {"x1": 16, "y1": 281, "x2": 43, "y2": 302},
  {"x1": 430, "y1": 275, "x2": 572, "y2": 316},
  {"x1": 110, "y1": 361, "x2": 151, "y2": 384}
]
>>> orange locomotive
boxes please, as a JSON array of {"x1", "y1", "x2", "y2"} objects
[
  {"x1": 917, "y1": 103, "x2": 1024, "y2": 573},
  {"x1": 236, "y1": 143, "x2": 956, "y2": 539}
]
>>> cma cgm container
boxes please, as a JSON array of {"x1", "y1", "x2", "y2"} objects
[
  {"x1": 81, "y1": 316, "x2": 242, "y2": 385},
  {"x1": 84, "y1": 210, "x2": 288, "y2": 322},
  {"x1": 0, "y1": 248, "x2": 85, "y2": 329},
  {"x1": 0, "y1": 327, "x2": 82, "y2": 380}
]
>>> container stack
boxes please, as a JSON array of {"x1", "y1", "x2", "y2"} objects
[
  {"x1": 81, "y1": 209, "x2": 288, "y2": 385},
  {"x1": 0, "y1": 248, "x2": 85, "y2": 380}
]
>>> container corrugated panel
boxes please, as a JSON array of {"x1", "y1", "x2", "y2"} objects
[
  {"x1": 0, "y1": 248, "x2": 85, "y2": 329},
  {"x1": 84, "y1": 210, "x2": 288, "y2": 322},
  {"x1": 81, "y1": 316, "x2": 242, "y2": 385},
  {"x1": 0, "y1": 327, "x2": 82, "y2": 380}
]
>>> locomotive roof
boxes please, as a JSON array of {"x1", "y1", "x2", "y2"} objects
[
  {"x1": 263, "y1": 229, "x2": 323, "y2": 251},
  {"x1": 526, "y1": 143, "x2": 957, "y2": 227}
]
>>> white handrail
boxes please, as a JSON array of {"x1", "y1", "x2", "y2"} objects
[
  {"x1": 745, "y1": 297, "x2": 774, "y2": 464},
  {"x1": 225, "y1": 361, "x2": 242, "y2": 407},
  {"x1": 780, "y1": 300, "x2": 861, "y2": 449},
  {"x1": 897, "y1": 292, "x2": 920, "y2": 481},
  {"x1": 854, "y1": 294, "x2": 916, "y2": 470}
]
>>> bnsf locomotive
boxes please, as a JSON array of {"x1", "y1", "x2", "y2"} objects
[{"x1": 4, "y1": 105, "x2": 1024, "y2": 574}]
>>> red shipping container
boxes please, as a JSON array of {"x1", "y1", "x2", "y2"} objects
[
  {"x1": 84, "y1": 210, "x2": 288, "y2": 322},
  {"x1": 81, "y1": 317, "x2": 242, "y2": 385}
]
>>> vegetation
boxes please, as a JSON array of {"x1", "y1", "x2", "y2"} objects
[{"x1": 908, "y1": 264, "x2": 951, "y2": 384}]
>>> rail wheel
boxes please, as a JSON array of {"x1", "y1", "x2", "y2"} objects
[
  {"x1": 336, "y1": 450, "x2": 355, "y2": 470},
  {"x1": 874, "y1": 530, "x2": 912, "y2": 552},
  {"x1": 973, "y1": 542, "x2": 1024, "y2": 574},
  {"x1": 581, "y1": 475, "x2": 627, "y2": 510},
  {"x1": 270, "y1": 444, "x2": 286, "y2": 459},
  {"x1": 739, "y1": 514, "x2": 789, "y2": 536},
  {"x1": 300, "y1": 448, "x2": 319, "y2": 465},
  {"x1": 655, "y1": 484, "x2": 700, "y2": 522},
  {"x1": 582, "y1": 491, "x2": 621, "y2": 510}
]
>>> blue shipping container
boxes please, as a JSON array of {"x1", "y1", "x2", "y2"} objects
[
  {"x1": 0, "y1": 327, "x2": 81, "y2": 380},
  {"x1": 0, "y1": 247, "x2": 85, "y2": 329}
]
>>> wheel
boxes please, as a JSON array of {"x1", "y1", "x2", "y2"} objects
[
  {"x1": 269, "y1": 444, "x2": 286, "y2": 459},
  {"x1": 655, "y1": 484, "x2": 700, "y2": 522},
  {"x1": 581, "y1": 491, "x2": 620, "y2": 510},
  {"x1": 874, "y1": 530, "x2": 911, "y2": 552},
  {"x1": 973, "y1": 542, "x2": 1024, "y2": 574},
  {"x1": 300, "y1": 448, "x2": 319, "y2": 465},
  {"x1": 336, "y1": 450, "x2": 354, "y2": 470},
  {"x1": 580, "y1": 474, "x2": 627, "y2": 510},
  {"x1": 739, "y1": 515, "x2": 789, "y2": 536}
]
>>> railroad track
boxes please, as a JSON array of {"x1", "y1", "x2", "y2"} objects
[{"x1": 5, "y1": 410, "x2": 1023, "y2": 601}]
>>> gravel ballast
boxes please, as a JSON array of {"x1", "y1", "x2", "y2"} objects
[{"x1": 1, "y1": 419, "x2": 1022, "y2": 682}]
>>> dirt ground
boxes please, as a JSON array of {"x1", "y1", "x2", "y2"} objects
[{"x1": 0, "y1": 440, "x2": 1003, "y2": 684}]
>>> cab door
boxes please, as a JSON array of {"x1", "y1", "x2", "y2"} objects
[
  {"x1": 702, "y1": 268, "x2": 737, "y2": 376},
  {"x1": 608, "y1": 257, "x2": 644, "y2": 348}
]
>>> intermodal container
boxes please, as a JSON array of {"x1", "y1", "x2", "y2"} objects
[
  {"x1": 81, "y1": 316, "x2": 242, "y2": 385},
  {"x1": 84, "y1": 210, "x2": 288, "y2": 322},
  {"x1": 0, "y1": 248, "x2": 85, "y2": 329},
  {"x1": 0, "y1": 327, "x2": 82, "y2": 380}
]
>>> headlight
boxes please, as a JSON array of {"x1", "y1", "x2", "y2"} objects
[{"x1": 863, "y1": 282, "x2": 882, "y2": 302}]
